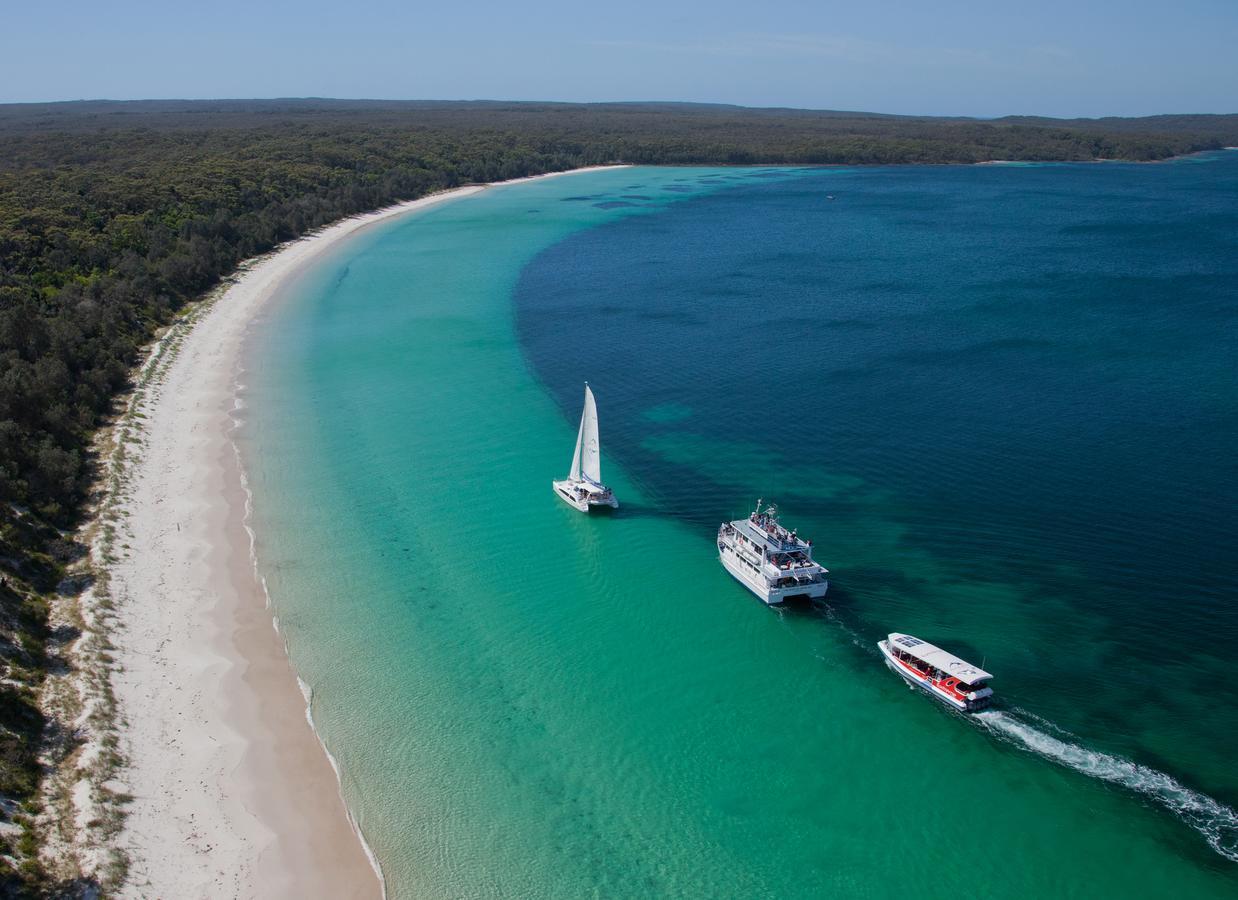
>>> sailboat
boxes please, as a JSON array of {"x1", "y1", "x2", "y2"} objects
[{"x1": 552, "y1": 383, "x2": 619, "y2": 512}]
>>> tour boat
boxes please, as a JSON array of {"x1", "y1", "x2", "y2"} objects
[
  {"x1": 717, "y1": 501, "x2": 829, "y2": 605},
  {"x1": 552, "y1": 383, "x2": 618, "y2": 512},
  {"x1": 877, "y1": 633, "x2": 993, "y2": 712}
]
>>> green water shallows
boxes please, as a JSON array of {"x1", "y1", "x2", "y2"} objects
[{"x1": 242, "y1": 165, "x2": 1238, "y2": 898}]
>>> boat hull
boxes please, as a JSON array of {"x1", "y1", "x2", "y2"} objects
[
  {"x1": 552, "y1": 480, "x2": 619, "y2": 513},
  {"x1": 878, "y1": 641, "x2": 982, "y2": 713},
  {"x1": 718, "y1": 545, "x2": 829, "y2": 605}
]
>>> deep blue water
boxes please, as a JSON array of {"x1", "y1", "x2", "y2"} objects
[{"x1": 516, "y1": 156, "x2": 1238, "y2": 812}]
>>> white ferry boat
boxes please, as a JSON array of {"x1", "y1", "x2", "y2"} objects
[
  {"x1": 552, "y1": 383, "x2": 619, "y2": 513},
  {"x1": 717, "y1": 501, "x2": 829, "y2": 605},
  {"x1": 878, "y1": 633, "x2": 993, "y2": 712}
]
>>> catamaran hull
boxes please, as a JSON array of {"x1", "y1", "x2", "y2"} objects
[
  {"x1": 552, "y1": 480, "x2": 619, "y2": 513},
  {"x1": 878, "y1": 641, "x2": 974, "y2": 713},
  {"x1": 719, "y1": 546, "x2": 828, "y2": 605}
]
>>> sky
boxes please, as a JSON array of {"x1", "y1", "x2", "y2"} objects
[{"x1": 2, "y1": 0, "x2": 1236, "y2": 117}]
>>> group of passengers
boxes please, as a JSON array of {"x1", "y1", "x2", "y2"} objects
[{"x1": 770, "y1": 550, "x2": 811, "y2": 570}]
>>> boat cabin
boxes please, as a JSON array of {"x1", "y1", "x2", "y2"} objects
[
  {"x1": 886, "y1": 633, "x2": 993, "y2": 708},
  {"x1": 742, "y1": 506, "x2": 813, "y2": 552},
  {"x1": 722, "y1": 522, "x2": 820, "y2": 567},
  {"x1": 719, "y1": 504, "x2": 828, "y2": 591},
  {"x1": 717, "y1": 501, "x2": 831, "y2": 605}
]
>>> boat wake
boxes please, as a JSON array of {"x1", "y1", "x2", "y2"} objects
[
  {"x1": 974, "y1": 709, "x2": 1238, "y2": 863},
  {"x1": 806, "y1": 607, "x2": 1238, "y2": 863}
]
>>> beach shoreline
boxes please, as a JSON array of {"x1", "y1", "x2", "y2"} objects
[{"x1": 66, "y1": 166, "x2": 624, "y2": 897}]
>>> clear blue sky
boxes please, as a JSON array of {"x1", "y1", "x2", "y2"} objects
[{"x1": 3, "y1": 0, "x2": 1235, "y2": 117}]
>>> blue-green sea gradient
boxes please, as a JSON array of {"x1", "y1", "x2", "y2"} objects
[{"x1": 242, "y1": 159, "x2": 1238, "y2": 898}]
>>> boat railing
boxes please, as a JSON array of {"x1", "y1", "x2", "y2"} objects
[{"x1": 765, "y1": 563, "x2": 825, "y2": 582}]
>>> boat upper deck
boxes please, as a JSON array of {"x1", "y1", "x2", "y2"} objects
[{"x1": 729, "y1": 511, "x2": 814, "y2": 555}]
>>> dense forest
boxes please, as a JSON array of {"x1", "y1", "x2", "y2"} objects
[{"x1": 2, "y1": 98, "x2": 1237, "y2": 892}]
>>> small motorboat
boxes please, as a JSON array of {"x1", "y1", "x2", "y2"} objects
[{"x1": 878, "y1": 633, "x2": 993, "y2": 712}]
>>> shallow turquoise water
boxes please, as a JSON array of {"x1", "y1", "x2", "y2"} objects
[{"x1": 243, "y1": 161, "x2": 1238, "y2": 897}]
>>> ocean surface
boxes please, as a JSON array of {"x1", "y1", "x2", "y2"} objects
[{"x1": 242, "y1": 157, "x2": 1238, "y2": 898}]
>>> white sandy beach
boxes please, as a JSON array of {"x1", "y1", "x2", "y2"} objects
[{"x1": 88, "y1": 167, "x2": 623, "y2": 898}]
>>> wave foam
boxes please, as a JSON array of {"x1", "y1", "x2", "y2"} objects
[
  {"x1": 229, "y1": 370, "x2": 389, "y2": 898},
  {"x1": 975, "y1": 710, "x2": 1238, "y2": 863}
]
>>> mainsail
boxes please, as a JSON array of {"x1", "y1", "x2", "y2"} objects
[
  {"x1": 568, "y1": 408, "x2": 584, "y2": 482},
  {"x1": 581, "y1": 384, "x2": 601, "y2": 484}
]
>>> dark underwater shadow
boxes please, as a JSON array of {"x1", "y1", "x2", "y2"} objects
[{"x1": 604, "y1": 500, "x2": 666, "y2": 520}]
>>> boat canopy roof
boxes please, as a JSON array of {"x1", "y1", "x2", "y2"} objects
[
  {"x1": 888, "y1": 633, "x2": 992, "y2": 683},
  {"x1": 733, "y1": 518, "x2": 806, "y2": 552}
]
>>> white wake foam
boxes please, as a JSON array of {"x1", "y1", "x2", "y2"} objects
[{"x1": 975, "y1": 710, "x2": 1238, "y2": 863}]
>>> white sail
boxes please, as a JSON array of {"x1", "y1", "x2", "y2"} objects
[
  {"x1": 582, "y1": 384, "x2": 601, "y2": 484},
  {"x1": 552, "y1": 382, "x2": 617, "y2": 511},
  {"x1": 568, "y1": 408, "x2": 584, "y2": 482}
]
